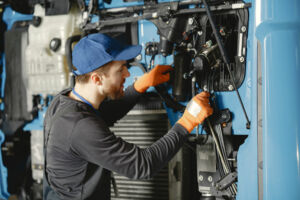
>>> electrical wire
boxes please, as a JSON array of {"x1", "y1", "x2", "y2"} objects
[
  {"x1": 202, "y1": 0, "x2": 250, "y2": 129},
  {"x1": 207, "y1": 119, "x2": 237, "y2": 195}
]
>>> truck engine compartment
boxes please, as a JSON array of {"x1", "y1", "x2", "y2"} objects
[{"x1": 0, "y1": 0, "x2": 261, "y2": 199}]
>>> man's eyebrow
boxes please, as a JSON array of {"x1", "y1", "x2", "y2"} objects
[{"x1": 121, "y1": 63, "x2": 127, "y2": 68}]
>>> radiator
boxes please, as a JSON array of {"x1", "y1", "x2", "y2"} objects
[{"x1": 110, "y1": 109, "x2": 169, "y2": 200}]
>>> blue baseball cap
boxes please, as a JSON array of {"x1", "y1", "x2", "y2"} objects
[{"x1": 72, "y1": 33, "x2": 142, "y2": 75}]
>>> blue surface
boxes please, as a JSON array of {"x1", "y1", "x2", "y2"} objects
[
  {"x1": 137, "y1": 19, "x2": 173, "y2": 93},
  {"x1": 236, "y1": 0, "x2": 258, "y2": 199},
  {"x1": 0, "y1": 55, "x2": 5, "y2": 111},
  {"x1": 0, "y1": 131, "x2": 9, "y2": 199},
  {"x1": 3, "y1": 6, "x2": 33, "y2": 30},
  {"x1": 0, "y1": 7, "x2": 33, "y2": 200},
  {"x1": 86, "y1": 0, "x2": 143, "y2": 9},
  {"x1": 23, "y1": 109, "x2": 46, "y2": 131},
  {"x1": 256, "y1": 0, "x2": 300, "y2": 199},
  {"x1": 86, "y1": 0, "x2": 181, "y2": 9}
]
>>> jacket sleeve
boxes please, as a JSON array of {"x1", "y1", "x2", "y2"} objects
[
  {"x1": 98, "y1": 84, "x2": 142, "y2": 126},
  {"x1": 70, "y1": 116, "x2": 189, "y2": 179}
]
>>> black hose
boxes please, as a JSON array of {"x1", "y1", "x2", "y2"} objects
[
  {"x1": 155, "y1": 85, "x2": 186, "y2": 112},
  {"x1": 65, "y1": 35, "x2": 81, "y2": 87}
]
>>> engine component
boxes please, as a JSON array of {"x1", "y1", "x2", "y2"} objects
[
  {"x1": 145, "y1": 42, "x2": 159, "y2": 56},
  {"x1": 31, "y1": 130, "x2": 44, "y2": 183},
  {"x1": 172, "y1": 52, "x2": 192, "y2": 102},
  {"x1": 49, "y1": 38, "x2": 61, "y2": 52},
  {"x1": 65, "y1": 35, "x2": 81, "y2": 87},
  {"x1": 44, "y1": 0, "x2": 71, "y2": 16},
  {"x1": 24, "y1": 4, "x2": 81, "y2": 98},
  {"x1": 159, "y1": 36, "x2": 173, "y2": 56},
  {"x1": 31, "y1": 16, "x2": 42, "y2": 27}
]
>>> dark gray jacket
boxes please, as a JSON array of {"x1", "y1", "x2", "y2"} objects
[{"x1": 43, "y1": 85, "x2": 188, "y2": 200}]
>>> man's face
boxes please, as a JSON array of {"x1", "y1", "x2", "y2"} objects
[{"x1": 101, "y1": 60, "x2": 130, "y2": 100}]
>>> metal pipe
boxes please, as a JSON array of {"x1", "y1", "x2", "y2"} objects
[{"x1": 207, "y1": 119, "x2": 237, "y2": 194}]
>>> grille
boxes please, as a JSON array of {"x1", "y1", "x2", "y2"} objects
[{"x1": 110, "y1": 109, "x2": 169, "y2": 200}]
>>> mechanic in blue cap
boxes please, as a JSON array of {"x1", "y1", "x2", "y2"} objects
[{"x1": 43, "y1": 33, "x2": 213, "y2": 200}]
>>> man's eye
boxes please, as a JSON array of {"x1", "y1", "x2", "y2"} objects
[{"x1": 119, "y1": 66, "x2": 125, "y2": 72}]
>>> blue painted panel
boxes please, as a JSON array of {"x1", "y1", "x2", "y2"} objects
[
  {"x1": 3, "y1": 6, "x2": 32, "y2": 30},
  {"x1": 85, "y1": 0, "x2": 143, "y2": 9},
  {"x1": 23, "y1": 109, "x2": 46, "y2": 131},
  {"x1": 236, "y1": 0, "x2": 258, "y2": 199},
  {"x1": 0, "y1": 55, "x2": 6, "y2": 111},
  {"x1": 0, "y1": 130, "x2": 9, "y2": 199},
  {"x1": 0, "y1": 7, "x2": 33, "y2": 200},
  {"x1": 256, "y1": 0, "x2": 300, "y2": 199},
  {"x1": 86, "y1": 0, "x2": 181, "y2": 9}
]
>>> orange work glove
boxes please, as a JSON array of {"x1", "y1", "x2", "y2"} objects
[
  {"x1": 177, "y1": 92, "x2": 213, "y2": 133},
  {"x1": 134, "y1": 65, "x2": 173, "y2": 93}
]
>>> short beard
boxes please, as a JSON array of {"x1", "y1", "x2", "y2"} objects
[{"x1": 107, "y1": 86, "x2": 124, "y2": 100}]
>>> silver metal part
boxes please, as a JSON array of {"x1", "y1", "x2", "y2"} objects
[
  {"x1": 31, "y1": 130, "x2": 44, "y2": 182},
  {"x1": 240, "y1": 56, "x2": 245, "y2": 63},
  {"x1": 228, "y1": 85, "x2": 234, "y2": 91},
  {"x1": 238, "y1": 33, "x2": 243, "y2": 56},
  {"x1": 241, "y1": 26, "x2": 247, "y2": 32},
  {"x1": 207, "y1": 120, "x2": 237, "y2": 194}
]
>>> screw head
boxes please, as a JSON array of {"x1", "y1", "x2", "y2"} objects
[
  {"x1": 241, "y1": 26, "x2": 246, "y2": 32},
  {"x1": 208, "y1": 176, "x2": 213, "y2": 182},
  {"x1": 239, "y1": 56, "x2": 245, "y2": 63},
  {"x1": 228, "y1": 85, "x2": 234, "y2": 91},
  {"x1": 199, "y1": 175, "x2": 203, "y2": 182}
]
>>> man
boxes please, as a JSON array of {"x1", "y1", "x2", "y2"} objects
[{"x1": 43, "y1": 33, "x2": 213, "y2": 200}]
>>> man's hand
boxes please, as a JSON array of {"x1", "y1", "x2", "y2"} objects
[
  {"x1": 177, "y1": 92, "x2": 213, "y2": 133},
  {"x1": 134, "y1": 65, "x2": 173, "y2": 93}
]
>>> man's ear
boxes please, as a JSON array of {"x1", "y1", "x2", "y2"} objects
[{"x1": 90, "y1": 72, "x2": 103, "y2": 85}]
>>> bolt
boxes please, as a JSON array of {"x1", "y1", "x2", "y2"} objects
[
  {"x1": 221, "y1": 113, "x2": 227, "y2": 119},
  {"x1": 208, "y1": 176, "x2": 213, "y2": 182},
  {"x1": 188, "y1": 18, "x2": 193, "y2": 25},
  {"x1": 183, "y1": 73, "x2": 189, "y2": 79},
  {"x1": 239, "y1": 56, "x2": 245, "y2": 63},
  {"x1": 152, "y1": 12, "x2": 158, "y2": 18},
  {"x1": 203, "y1": 85, "x2": 208, "y2": 91},
  {"x1": 82, "y1": 11, "x2": 88, "y2": 20},
  {"x1": 199, "y1": 175, "x2": 203, "y2": 182},
  {"x1": 198, "y1": 31, "x2": 203, "y2": 36},
  {"x1": 241, "y1": 26, "x2": 246, "y2": 32},
  {"x1": 228, "y1": 85, "x2": 234, "y2": 91}
]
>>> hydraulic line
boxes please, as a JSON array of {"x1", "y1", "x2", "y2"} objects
[
  {"x1": 191, "y1": 75, "x2": 200, "y2": 137},
  {"x1": 202, "y1": 0, "x2": 251, "y2": 129},
  {"x1": 215, "y1": 124, "x2": 236, "y2": 196},
  {"x1": 207, "y1": 119, "x2": 237, "y2": 194},
  {"x1": 216, "y1": 124, "x2": 231, "y2": 170}
]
